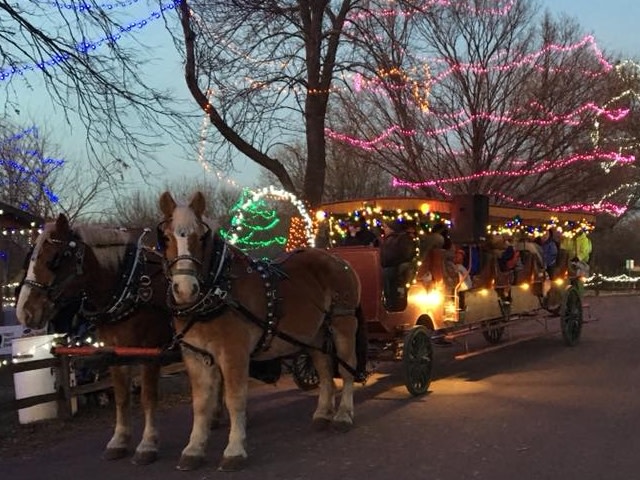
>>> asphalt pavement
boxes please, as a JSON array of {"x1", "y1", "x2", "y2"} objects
[{"x1": 1, "y1": 294, "x2": 639, "y2": 480}]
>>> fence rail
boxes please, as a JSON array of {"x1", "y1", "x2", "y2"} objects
[{"x1": 0, "y1": 352, "x2": 184, "y2": 419}]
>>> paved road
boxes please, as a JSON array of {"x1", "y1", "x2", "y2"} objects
[{"x1": 1, "y1": 295, "x2": 638, "y2": 480}]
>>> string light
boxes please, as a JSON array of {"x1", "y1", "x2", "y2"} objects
[
  {"x1": 316, "y1": 204, "x2": 449, "y2": 248},
  {"x1": 392, "y1": 151, "x2": 635, "y2": 190},
  {"x1": 489, "y1": 191, "x2": 627, "y2": 217},
  {"x1": 1, "y1": 126, "x2": 63, "y2": 204},
  {"x1": 426, "y1": 35, "x2": 613, "y2": 84},
  {"x1": 486, "y1": 215, "x2": 594, "y2": 239},
  {"x1": 225, "y1": 185, "x2": 315, "y2": 248},
  {"x1": 34, "y1": 0, "x2": 142, "y2": 10},
  {"x1": 327, "y1": 102, "x2": 629, "y2": 150},
  {"x1": 0, "y1": 0, "x2": 181, "y2": 82},
  {"x1": 353, "y1": 65, "x2": 432, "y2": 112},
  {"x1": 347, "y1": 0, "x2": 518, "y2": 21},
  {"x1": 592, "y1": 60, "x2": 640, "y2": 173}
]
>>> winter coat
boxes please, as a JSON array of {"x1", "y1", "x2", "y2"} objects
[{"x1": 380, "y1": 231, "x2": 415, "y2": 268}]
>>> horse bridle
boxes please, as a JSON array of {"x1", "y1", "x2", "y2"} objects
[
  {"x1": 22, "y1": 236, "x2": 86, "y2": 304},
  {"x1": 158, "y1": 219, "x2": 232, "y2": 316},
  {"x1": 157, "y1": 219, "x2": 213, "y2": 282}
]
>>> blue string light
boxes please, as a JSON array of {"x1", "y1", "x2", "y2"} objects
[
  {"x1": 35, "y1": 0, "x2": 143, "y2": 11},
  {"x1": 1, "y1": 127, "x2": 62, "y2": 204},
  {"x1": 0, "y1": 0, "x2": 182, "y2": 82},
  {"x1": 0, "y1": 127, "x2": 38, "y2": 146}
]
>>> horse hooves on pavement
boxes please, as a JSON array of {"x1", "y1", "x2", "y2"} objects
[
  {"x1": 131, "y1": 450, "x2": 158, "y2": 465},
  {"x1": 102, "y1": 447, "x2": 129, "y2": 461},
  {"x1": 332, "y1": 419, "x2": 353, "y2": 433},
  {"x1": 311, "y1": 417, "x2": 332, "y2": 431},
  {"x1": 218, "y1": 455, "x2": 248, "y2": 472},
  {"x1": 176, "y1": 454, "x2": 205, "y2": 471}
]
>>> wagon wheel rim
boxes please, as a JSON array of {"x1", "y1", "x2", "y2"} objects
[
  {"x1": 561, "y1": 289, "x2": 583, "y2": 346},
  {"x1": 291, "y1": 352, "x2": 320, "y2": 391},
  {"x1": 403, "y1": 326, "x2": 433, "y2": 396}
]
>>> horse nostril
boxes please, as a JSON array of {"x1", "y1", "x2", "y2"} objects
[
  {"x1": 172, "y1": 283, "x2": 180, "y2": 295},
  {"x1": 191, "y1": 283, "x2": 199, "y2": 297}
]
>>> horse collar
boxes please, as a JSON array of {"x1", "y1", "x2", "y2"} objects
[{"x1": 80, "y1": 236, "x2": 148, "y2": 325}]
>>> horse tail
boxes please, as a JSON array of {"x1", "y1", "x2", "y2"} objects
[{"x1": 355, "y1": 305, "x2": 368, "y2": 381}]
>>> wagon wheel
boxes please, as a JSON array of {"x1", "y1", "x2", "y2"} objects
[
  {"x1": 482, "y1": 320, "x2": 505, "y2": 344},
  {"x1": 291, "y1": 352, "x2": 320, "y2": 391},
  {"x1": 402, "y1": 325, "x2": 433, "y2": 396},
  {"x1": 560, "y1": 287, "x2": 583, "y2": 346}
]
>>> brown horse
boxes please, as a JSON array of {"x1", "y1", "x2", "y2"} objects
[
  {"x1": 157, "y1": 191, "x2": 365, "y2": 471},
  {"x1": 15, "y1": 214, "x2": 175, "y2": 465}
]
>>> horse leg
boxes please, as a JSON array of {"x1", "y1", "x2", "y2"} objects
[
  {"x1": 309, "y1": 349, "x2": 336, "y2": 431},
  {"x1": 217, "y1": 352, "x2": 250, "y2": 471},
  {"x1": 177, "y1": 354, "x2": 217, "y2": 471},
  {"x1": 330, "y1": 316, "x2": 358, "y2": 432},
  {"x1": 210, "y1": 364, "x2": 224, "y2": 429},
  {"x1": 103, "y1": 365, "x2": 132, "y2": 460},
  {"x1": 131, "y1": 363, "x2": 161, "y2": 465}
]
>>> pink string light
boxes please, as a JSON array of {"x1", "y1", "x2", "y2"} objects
[
  {"x1": 326, "y1": 103, "x2": 629, "y2": 148},
  {"x1": 427, "y1": 35, "x2": 612, "y2": 84},
  {"x1": 489, "y1": 191, "x2": 628, "y2": 217},
  {"x1": 392, "y1": 151, "x2": 636, "y2": 189},
  {"x1": 348, "y1": 0, "x2": 517, "y2": 22}
]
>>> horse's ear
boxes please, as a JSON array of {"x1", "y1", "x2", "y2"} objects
[
  {"x1": 55, "y1": 213, "x2": 70, "y2": 232},
  {"x1": 159, "y1": 191, "x2": 176, "y2": 218},
  {"x1": 189, "y1": 191, "x2": 206, "y2": 218}
]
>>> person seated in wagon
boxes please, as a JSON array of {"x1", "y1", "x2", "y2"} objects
[{"x1": 380, "y1": 219, "x2": 416, "y2": 311}]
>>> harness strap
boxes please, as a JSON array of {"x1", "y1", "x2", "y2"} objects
[
  {"x1": 179, "y1": 340, "x2": 216, "y2": 366},
  {"x1": 224, "y1": 297, "x2": 360, "y2": 378}
]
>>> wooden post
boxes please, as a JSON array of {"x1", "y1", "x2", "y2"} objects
[{"x1": 56, "y1": 356, "x2": 74, "y2": 419}]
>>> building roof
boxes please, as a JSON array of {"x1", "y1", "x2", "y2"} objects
[{"x1": 0, "y1": 201, "x2": 44, "y2": 229}]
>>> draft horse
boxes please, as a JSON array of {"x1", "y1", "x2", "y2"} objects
[
  {"x1": 157, "y1": 191, "x2": 366, "y2": 471},
  {"x1": 16, "y1": 214, "x2": 174, "y2": 465}
]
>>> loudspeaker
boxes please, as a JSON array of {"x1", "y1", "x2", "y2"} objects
[{"x1": 450, "y1": 194, "x2": 489, "y2": 244}]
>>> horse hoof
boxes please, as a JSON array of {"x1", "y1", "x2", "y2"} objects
[
  {"x1": 218, "y1": 455, "x2": 248, "y2": 472},
  {"x1": 176, "y1": 454, "x2": 205, "y2": 471},
  {"x1": 332, "y1": 420, "x2": 353, "y2": 433},
  {"x1": 311, "y1": 417, "x2": 331, "y2": 431},
  {"x1": 102, "y1": 447, "x2": 129, "y2": 461},
  {"x1": 131, "y1": 450, "x2": 158, "y2": 465}
]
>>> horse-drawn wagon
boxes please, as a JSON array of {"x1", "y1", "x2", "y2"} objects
[{"x1": 309, "y1": 195, "x2": 595, "y2": 396}]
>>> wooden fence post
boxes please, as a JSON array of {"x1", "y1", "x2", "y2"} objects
[{"x1": 56, "y1": 355, "x2": 74, "y2": 419}]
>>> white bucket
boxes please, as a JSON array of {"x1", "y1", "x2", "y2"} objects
[{"x1": 12, "y1": 334, "x2": 77, "y2": 424}]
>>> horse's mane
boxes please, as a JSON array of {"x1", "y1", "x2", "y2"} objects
[{"x1": 75, "y1": 224, "x2": 137, "y2": 271}]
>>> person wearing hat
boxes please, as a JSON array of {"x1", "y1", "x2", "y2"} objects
[{"x1": 341, "y1": 218, "x2": 379, "y2": 247}]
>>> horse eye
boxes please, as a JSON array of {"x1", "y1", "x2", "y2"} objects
[{"x1": 46, "y1": 254, "x2": 61, "y2": 271}]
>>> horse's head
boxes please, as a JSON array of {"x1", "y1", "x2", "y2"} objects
[
  {"x1": 16, "y1": 213, "x2": 85, "y2": 329},
  {"x1": 158, "y1": 191, "x2": 212, "y2": 306}
]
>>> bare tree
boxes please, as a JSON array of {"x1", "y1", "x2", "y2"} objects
[
  {"x1": 177, "y1": 0, "x2": 365, "y2": 208},
  {"x1": 0, "y1": 1, "x2": 193, "y2": 174},
  {"x1": 334, "y1": 0, "x2": 640, "y2": 214},
  {"x1": 0, "y1": 121, "x2": 129, "y2": 221},
  {"x1": 105, "y1": 177, "x2": 240, "y2": 228},
  {"x1": 260, "y1": 137, "x2": 395, "y2": 202}
]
